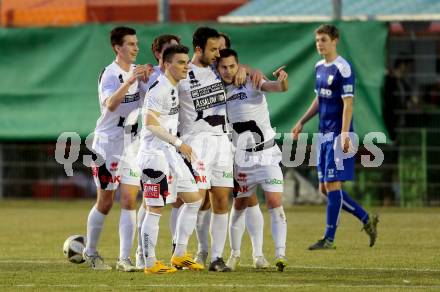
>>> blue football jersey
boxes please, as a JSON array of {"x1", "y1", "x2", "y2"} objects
[{"x1": 314, "y1": 56, "x2": 355, "y2": 134}]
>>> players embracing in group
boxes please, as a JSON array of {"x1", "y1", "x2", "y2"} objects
[{"x1": 81, "y1": 23, "x2": 379, "y2": 274}]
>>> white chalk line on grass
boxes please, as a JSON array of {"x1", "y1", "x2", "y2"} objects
[
  {"x1": 240, "y1": 264, "x2": 440, "y2": 273},
  {"x1": 1, "y1": 260, "x2": 439, "y2": 273},
  {"x1": 2, "y1": 284, "x2": 440, "y2": 289}
]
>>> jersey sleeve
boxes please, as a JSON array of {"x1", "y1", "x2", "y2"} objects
[
  {"x1": 138, "y1": 80, "x2": 149, "y2": 106},
  {"x1": 98, "y1": 69, "x2": 120, "y2": 105},
  {"x1": 339, "y1": 62, "x2": 355, "y2": 98},
  {"x1": 145, "y1": 86, "x2": 164, "y2": 114}
]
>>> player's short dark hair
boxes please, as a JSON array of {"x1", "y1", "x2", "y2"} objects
[
  {"x1": 151, "y1": 34, "x2": 181, "y2": 61},
  {"x1": 163, "y1": 45, "x2": 189, "y2": 63},
  {"x1": 110, "y1": 26, "x2": 136, "y2": 47},
  {"x1": 315, "y1": 24, "x2": 339, "y2": 40},
  {"x1": 193, "y1": 27, "x2": 220, "y2": 51},
  {"x1": 219, "y1": 32, "x2": 231, "y2": 49},
  {"x1": 219, "y1": 48, "x2": 238, "y2": 63}
]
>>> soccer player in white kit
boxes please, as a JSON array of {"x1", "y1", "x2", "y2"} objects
[
  {"x1": 217, "y1": 49, "x2": 289, "y2": 271},
  {"x1": 82, "y1": 26, "x2": 146, "y2": 271},
  {"x1": 177, "y1": 27, "x2": 244, "y2": 272},
  {"x1": 134, "y1": 34, "x2": 181, "y2": 269},
  {"x1": 218, "y1": 32, "x2": 269, "y2": 267},
  {"x1": 138, "y1": 44, "x2": 204, "y2": 274}
]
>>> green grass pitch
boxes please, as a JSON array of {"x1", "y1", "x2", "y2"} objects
[{"x1": 0, "y1": 200, "x2": 439, "y2": 291}]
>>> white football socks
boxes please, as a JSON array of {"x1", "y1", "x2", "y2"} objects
[
  {"x1": 269, "y1": 206, "x2": 287, "y2": 258},
  {"x1": 229, "y1": 208, "x2": 246, "y2": 257},
  {"x1": 85, "y1": 206, "x2": 106, "y2": 256},
  {"x1": 170, "y1": 206, "x2": 181, "y2": 243},
  {"x1": 196, "y1": 209, "x2": 211, "y2": 253},
  {"x1": 173, "y1": 200, "x2": 202, "y2": 257},
  {"x1": 119, "y1": 209, "x2": 136, "y2": 259},
  {"x1": 136, "y1": 204, "x2": 146, "y2": 253},
  {"x1": 210, "y1": 212, "x2": 228, "y2": 261},
  {"x1": 141, "y1": 212, "x2": 161, "y2": 268},
  {"x1": 246, "y1": 204, "x2": 265, "y2": 257}
]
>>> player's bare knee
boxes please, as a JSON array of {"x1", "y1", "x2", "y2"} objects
[
  {"x1": 96, "y1": 199, "x2": 113, "y2": 214},
  {"x1": 119, "y1": 184, "x2": 139, "y2": 209},
  {"x1": 211, "y1": 195, "x2": 229, "y2": 213},
  {"x1": 120, "y1": 199, "x2": 136, "y2": 210},
  {"x1": 264, "y1": 191, "x2": 282, "y2": 209},
  {"x1": 266, "y1": 197, "x2": 282, "y2": 209},
  {"x1": 209, "y1": 187, "x2": 230, "y2": 213},
  {"x1": 248, "y1": 193, "x2": 259, "y2": 207},
  {"x1": 233, "y1": 197, "x2": 249, "y2": 210},
  {"x1": 200, "y1": 195, "x2": 211, "y2": 210},
  {"x1": 119, "y1": 194, "x2": 137, "y2": 210}
]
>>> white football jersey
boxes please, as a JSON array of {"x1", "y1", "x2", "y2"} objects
[
  {"x1": 94, "y1": 62, "x2": 142, "y2": 139},
  {"x1": 140, "y1": 74, "x2": 179, "y2": 151},
  {"x1": 177, "y1": 63, "x2": 227, "y2": 136},
  {"x1": 226, "y1": 78, "x2": 276, "y2": 149}
]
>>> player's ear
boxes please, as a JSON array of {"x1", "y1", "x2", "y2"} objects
[
  {"x1": 111, "y1": 45, "x2": 118, "y2": 54},
  {"x1": 154, "y1": 51, "x2": 161, "y2": 61},
  {"x1": 114, "y1": 44, "x2": 122, "y2": 54},
  {"x1": 195, "y1": 46, "x2": 203, "y2": 55}
]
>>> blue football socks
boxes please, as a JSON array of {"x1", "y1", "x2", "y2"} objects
[
  {"x1": 324, "y1": 190, "x2": 343, "y2": 242},
  {"x1": 341, "y1": 190, "x2": 369, "y2": 224}
]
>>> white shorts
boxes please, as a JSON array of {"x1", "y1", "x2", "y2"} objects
[
  {"x1": 181, "y1": 133, "x2": 234, "y2": 189},
  {"x1": 91, "y1": 135, "x2": 125, "y2": 191},
  {"x1": 137, "y1": 147, "x2": 198, "y2": 207},
  {"x1": 233, "y1": 145, "x2": 284, "y2": 198},
  {"x1": 120, "y1": 138, "x2": 141, "y2": 187}
]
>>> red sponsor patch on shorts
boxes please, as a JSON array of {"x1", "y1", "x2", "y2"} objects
[
  {"x1": 234, "y1": 185, "x2": 249, "y2": 193},
  {"x1": 195, "y1": 175, "x2": 207, "y2": 183},
  {"x1": 143, "y1": 184, "x2": 160, "y2": 199}
]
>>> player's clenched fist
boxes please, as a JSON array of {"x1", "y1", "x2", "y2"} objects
[{"x1": 127, "y1": 65, "x2": 147, "y2": 84}]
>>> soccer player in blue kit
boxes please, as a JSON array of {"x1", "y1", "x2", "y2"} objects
[{"x1": 292, "y1": 24, "x2": 379, "y2": 250}]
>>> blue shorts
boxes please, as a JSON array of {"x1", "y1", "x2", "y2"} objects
[{"x1": 317, "y1": 138, "x2": 355, "y2": 182}]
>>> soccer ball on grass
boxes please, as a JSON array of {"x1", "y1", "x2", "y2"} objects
[{"x1": 63, "y1": 235, "x2": 86, "y2": 264}]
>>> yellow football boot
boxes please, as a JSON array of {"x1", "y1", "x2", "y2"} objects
[
  {"x1": 171, "y1": 254, "x2": 204, "y2": 271},
  {"x1": 144, "y1": 261, "x2": 177, "y2": 274}
]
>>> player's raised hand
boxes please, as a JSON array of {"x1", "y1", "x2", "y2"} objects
[
  {"x1": 128, "y1": 65, "x2": 146, "y2": 84},
  {"x1": 291, "y1": 122, "x2": 303, "y2": 140},
  {"x1": 178, "y1": 143, "x2": 197, "y2": 162},
  {"x1": 273, "y1": 65, "x2": 288, "y2": 81}
]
